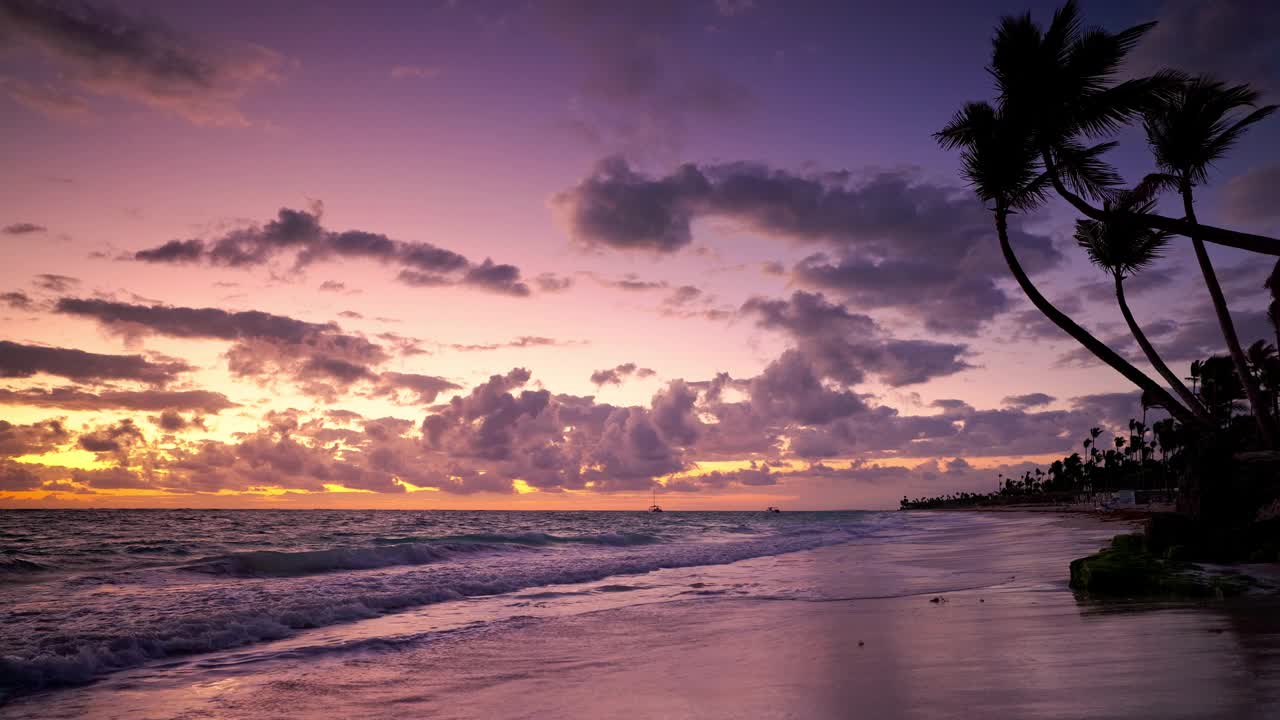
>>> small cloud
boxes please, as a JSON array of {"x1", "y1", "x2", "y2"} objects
[
  {"x1": 33, "y1": 273, "x2": 79, "y2": 292},
  {"x1": 4, "y1": 222, "x2": 46, "y2": 235}
]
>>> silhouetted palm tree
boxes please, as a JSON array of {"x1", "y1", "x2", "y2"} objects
[
  {"x1": 1266, "y1": 260, "x2": 1280, "y2": 349},
  {"x1": 1075, "y1": 196, "x2": 1210, "y2": 423},
  {"x1": 934, "y1": 102, "x2": 1199, "y2": 425},
  {"x1": 1144, "y1": 76, "x2": 1280, "y2": 446},
  {"x1": 988, "y1": 1, "x2": 1280, "y2": 256}
]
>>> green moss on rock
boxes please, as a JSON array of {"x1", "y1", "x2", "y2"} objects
[{"x1": 1069, "y1": 535, "x2": 1253, "y2": 598}]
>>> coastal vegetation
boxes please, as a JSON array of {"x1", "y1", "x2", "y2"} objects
[{"x1": 929, "y1": 1, "x2": 1280, "y2": 587}]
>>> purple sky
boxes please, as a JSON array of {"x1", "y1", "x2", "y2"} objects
[{"x1": 2, "y1": 0, "x2": 1279, "y2": 509}]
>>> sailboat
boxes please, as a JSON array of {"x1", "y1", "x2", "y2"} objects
[{"x1": 648, "y1": 487, "x2": 663, "y2": 513}]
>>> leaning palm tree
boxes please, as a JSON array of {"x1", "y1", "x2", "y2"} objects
[
  {"x1": 935, "y1": 102, "x2": 1200, "y2": 426},
  {"x1": 988, "y1": 1, "x2": 1280, "y2": 256},
  {"x1": 1143, "y1": 77, "x2": 1280, "y2": 446},
  {"x1": 1075, "y1": 197, "x2": 1211, "y2": 424}
]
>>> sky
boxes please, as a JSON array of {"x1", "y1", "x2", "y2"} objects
[{"x1": 2, "y1": 0, "x2": 1279, "y2": 510}]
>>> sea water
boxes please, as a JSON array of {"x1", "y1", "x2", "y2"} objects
[{"x1": 0, "y1": 509, "x2": 900, "y2": 697}]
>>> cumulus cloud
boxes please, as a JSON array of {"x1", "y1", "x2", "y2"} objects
[
  {"x1": 0, "y1": 0, "x2": 284, "y2": 125},
  {"x1": 741, "y1": 291, "x2": 972, "y2": 387},
  {"x1": 555, "y1": 159, "x2": 1060, "y2": 333},
  {"x1": 0, "y1": 340, "x2": 190, "y2": 384},
  {"x1": 132, "y1": 206, "x2": 531, "y2": 296},
  {"x1": 0, "y1": 419, "x2": 70, "y2": 457},
  {"x1": 591, "y1": 363, "x2": 657, "y2": 386}
]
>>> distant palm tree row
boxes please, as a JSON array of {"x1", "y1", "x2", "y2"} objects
[
  {"x1": 935, "y1": 2, "x2": 1280, "y2": 453},
  {"x1": 901, "y1": 346, "x2": 1280, "y2": 510}
]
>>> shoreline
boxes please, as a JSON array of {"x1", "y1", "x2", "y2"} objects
[{"x1": 8, "y1": 511, "x2": 1278, "y2": 720}]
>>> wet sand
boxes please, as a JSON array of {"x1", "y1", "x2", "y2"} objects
[{"x1": 7, "y1": 512, "x2": 1280, "y2": 720}]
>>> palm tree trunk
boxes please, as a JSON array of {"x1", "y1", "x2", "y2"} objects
[
  {"x1": 1040, "y1": 150, "x2": 1280, "y2": 256},
  {"x1": 1181, "y1": 181, "x2": 1279, "y2": 448},
  {"x1": 994, "y1": 209, "x2": 1202, "y2": 427},
  {"x1": 1114, "y1": 274, "x2": 1213, "y2": 423}
]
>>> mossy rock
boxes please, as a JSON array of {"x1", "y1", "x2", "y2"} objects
[{"x1": 1069, "y1": 547, "x2": 1250, "y2": 598}]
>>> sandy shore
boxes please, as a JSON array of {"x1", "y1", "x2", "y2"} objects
[{"x1": 7, "y1": 512, "x2": 1280, "y2": 720}]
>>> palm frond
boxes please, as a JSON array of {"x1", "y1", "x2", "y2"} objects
[{"x1": 1053, "y1": 140, "x2": 1121, "y2": 201}]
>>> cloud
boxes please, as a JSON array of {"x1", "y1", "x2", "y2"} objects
[
  {"x1": 1129, "y1": 0, "x2": 1280, "y2": 92},
  {"x1": 541, "y1": 1, "x2": 751, "y2": 151},
  {"x1": 741, "y1": 291, "x2": 972, "y2": 387},
  {"x1": 132, "y1": 206, "x2": 530, "y2": 296},
  {"x1": 0, "y1": 419, "x2": 70, "y2": 457},
  {"x1": 556, "y1": 159, "x2": 1060, "y2": 333},
  {"x1": 3, "y1": 222, "x2": 47, "y2": 235},
  {"x1": 449, "y1": 336, "x2": 573, "y2": 352},
  {"x1": 1002, "y1": 393, "x2": 1056, "y2": 409},
  {"x1": 0, "y1": 0, "x2": 284, "y2": 125},
  {"x1": 0, "y1": 340, "x2": 190, "y2": 384},
  {"x1": 1225, "y1": 163, "x2": 1280, "y2": 227},
  {"x1": 370, "y1": 372, "x2": 462, "y2": 405},
  {"x1": 1, "y1": 291, "x2": 34, "y2": 310},
  {"x1": 0, "y1": 387, "x2": 236, "y2": 413},
  {"x1": 32, "y1": 273, "x2": 78, "y2": 292},
  {"x1": 535, "y1": 272, "x2": 574, "y2": 292},
  {"x1": 0, "y1": 76, "x2": 91, "y2": 119},
  {"x1": 591, "y1": 363, "x2": 657, "y2": 386},
  {"x1": 390, "y1": 65, "x2": 441, "y2": 79}
]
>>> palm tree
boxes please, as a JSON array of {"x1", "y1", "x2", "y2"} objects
[
  {"x1": 1266, "y1": 260, "x2": 1280, "y2": 349},
  {"x1": 934, "y1": 102, "x2": 1201, "y2": 426},
  {"x1": 1075, "y1": 196, "x2": 1211, "y2": 423},
  {"x1": 1144, "y1": 76, "x2": 1280, "y2": 447},
  {"x1": 1187, "y1": 359, "x2": 1203, "y2": 395},
  {"x1": 988, "y1": 1, "x2": 1280, "y2": 256}
]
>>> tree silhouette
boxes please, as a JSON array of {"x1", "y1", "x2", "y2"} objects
[
  {"x1": 1075, "y1": 195, "x2": 1210, "y2": 423},
  {"x1": 989, "y1": 1, "x2": 1280, "y2": 256},
  {"x1": 1143, "y1": 76, "x2": 1280, "y2": 446},
  {"x1": 935, "y1": 102, "x2": 1200, "y2": 425}
]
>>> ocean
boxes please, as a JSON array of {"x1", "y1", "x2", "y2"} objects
[
  {"x1": 0, "y1": 508, "x2": 896, "y2": 696},
  {"x1": 6, "y1": 510, "x2": 1280, "y2": 719}
]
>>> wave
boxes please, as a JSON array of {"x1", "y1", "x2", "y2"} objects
[
  {"x1": 183, "y1": 531, "x2": 664, "y2": 578},
  {"x1": 0, "y1": 556, "x2": 52, "y2": 575},
  {"x1": 1, "y1": 524, "x2": 866, "y2": 694}
]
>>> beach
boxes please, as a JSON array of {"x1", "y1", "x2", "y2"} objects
[{"x1": 5, "y1": 510, "x2": 1280, "y2": 719}]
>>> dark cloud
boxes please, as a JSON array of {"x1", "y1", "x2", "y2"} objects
[
  {"x1": 591, "y1": 363, "x2": 657, "y2": 386},
  {"x1": 0, "y1": 419, "x2": 70, "y2": 457},
  {"x1": 150, "y1": 409, "x2": 206, "y2": 432},
  {"x1": 371, "y1": 372, "x2": 462, "y2": 405},
  {"x1": 1002, "y1": 393, "x2": 1056, "y2": 409},
  {"x1": 32, "y1": 273, "x2": 79, "y2": 292},
  {"x1": 1225, "y1": 164, "x2": 1280, "y2": 227},
  {"x1": 55, "y1": 297, "x2": 393, "y2": 399},
  {"x1": 587, "y1": 272, "x2": 671, "y2": 291},
  {"x1": 742, "y1": 291, "x2": 972, "y2": 387},
  {"x1": 134, "y1": 239, "x2": 203, "y2": 263},
  {"x1": 556, "y1": 160, "x2": 1060, "y2": 333},
  {"x1": 663, "y1": 285, "x2": 702, "y2": 306},
  {"x1": 132, "y1": 206, "x2": 530, "y2": 297},
  {"x1": 319, "y1": 280, "x2": 348, "y2": 293},
  {"x1": 0, "y1": 387, "x2": 236, "y2": 413},
  {"x1": 77, "y1": 419, "x2": 144, "y2": 455},
  {"x1": 462, "y1": 259, "x2": 531, "y2": 297},
  {"x1": 1129, "y1": 0, "x2": 1280, "y2": 92},
  {"x1": 0, "y1": 340, "x2": 190, "y2": 384},
  {"x1": 3, "y1": 222, "x2": 46, "y2": 235},
  {"x1": 1, "y1": 291, "x2": 34, "y2": 310},
  {"x1": 0, "y1": 0, "x2": 283, "y2": 125}
]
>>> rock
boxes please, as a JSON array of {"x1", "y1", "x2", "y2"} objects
[{"x1": 1069, "y1": 540, "x2": 1252, "y2": 598}]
